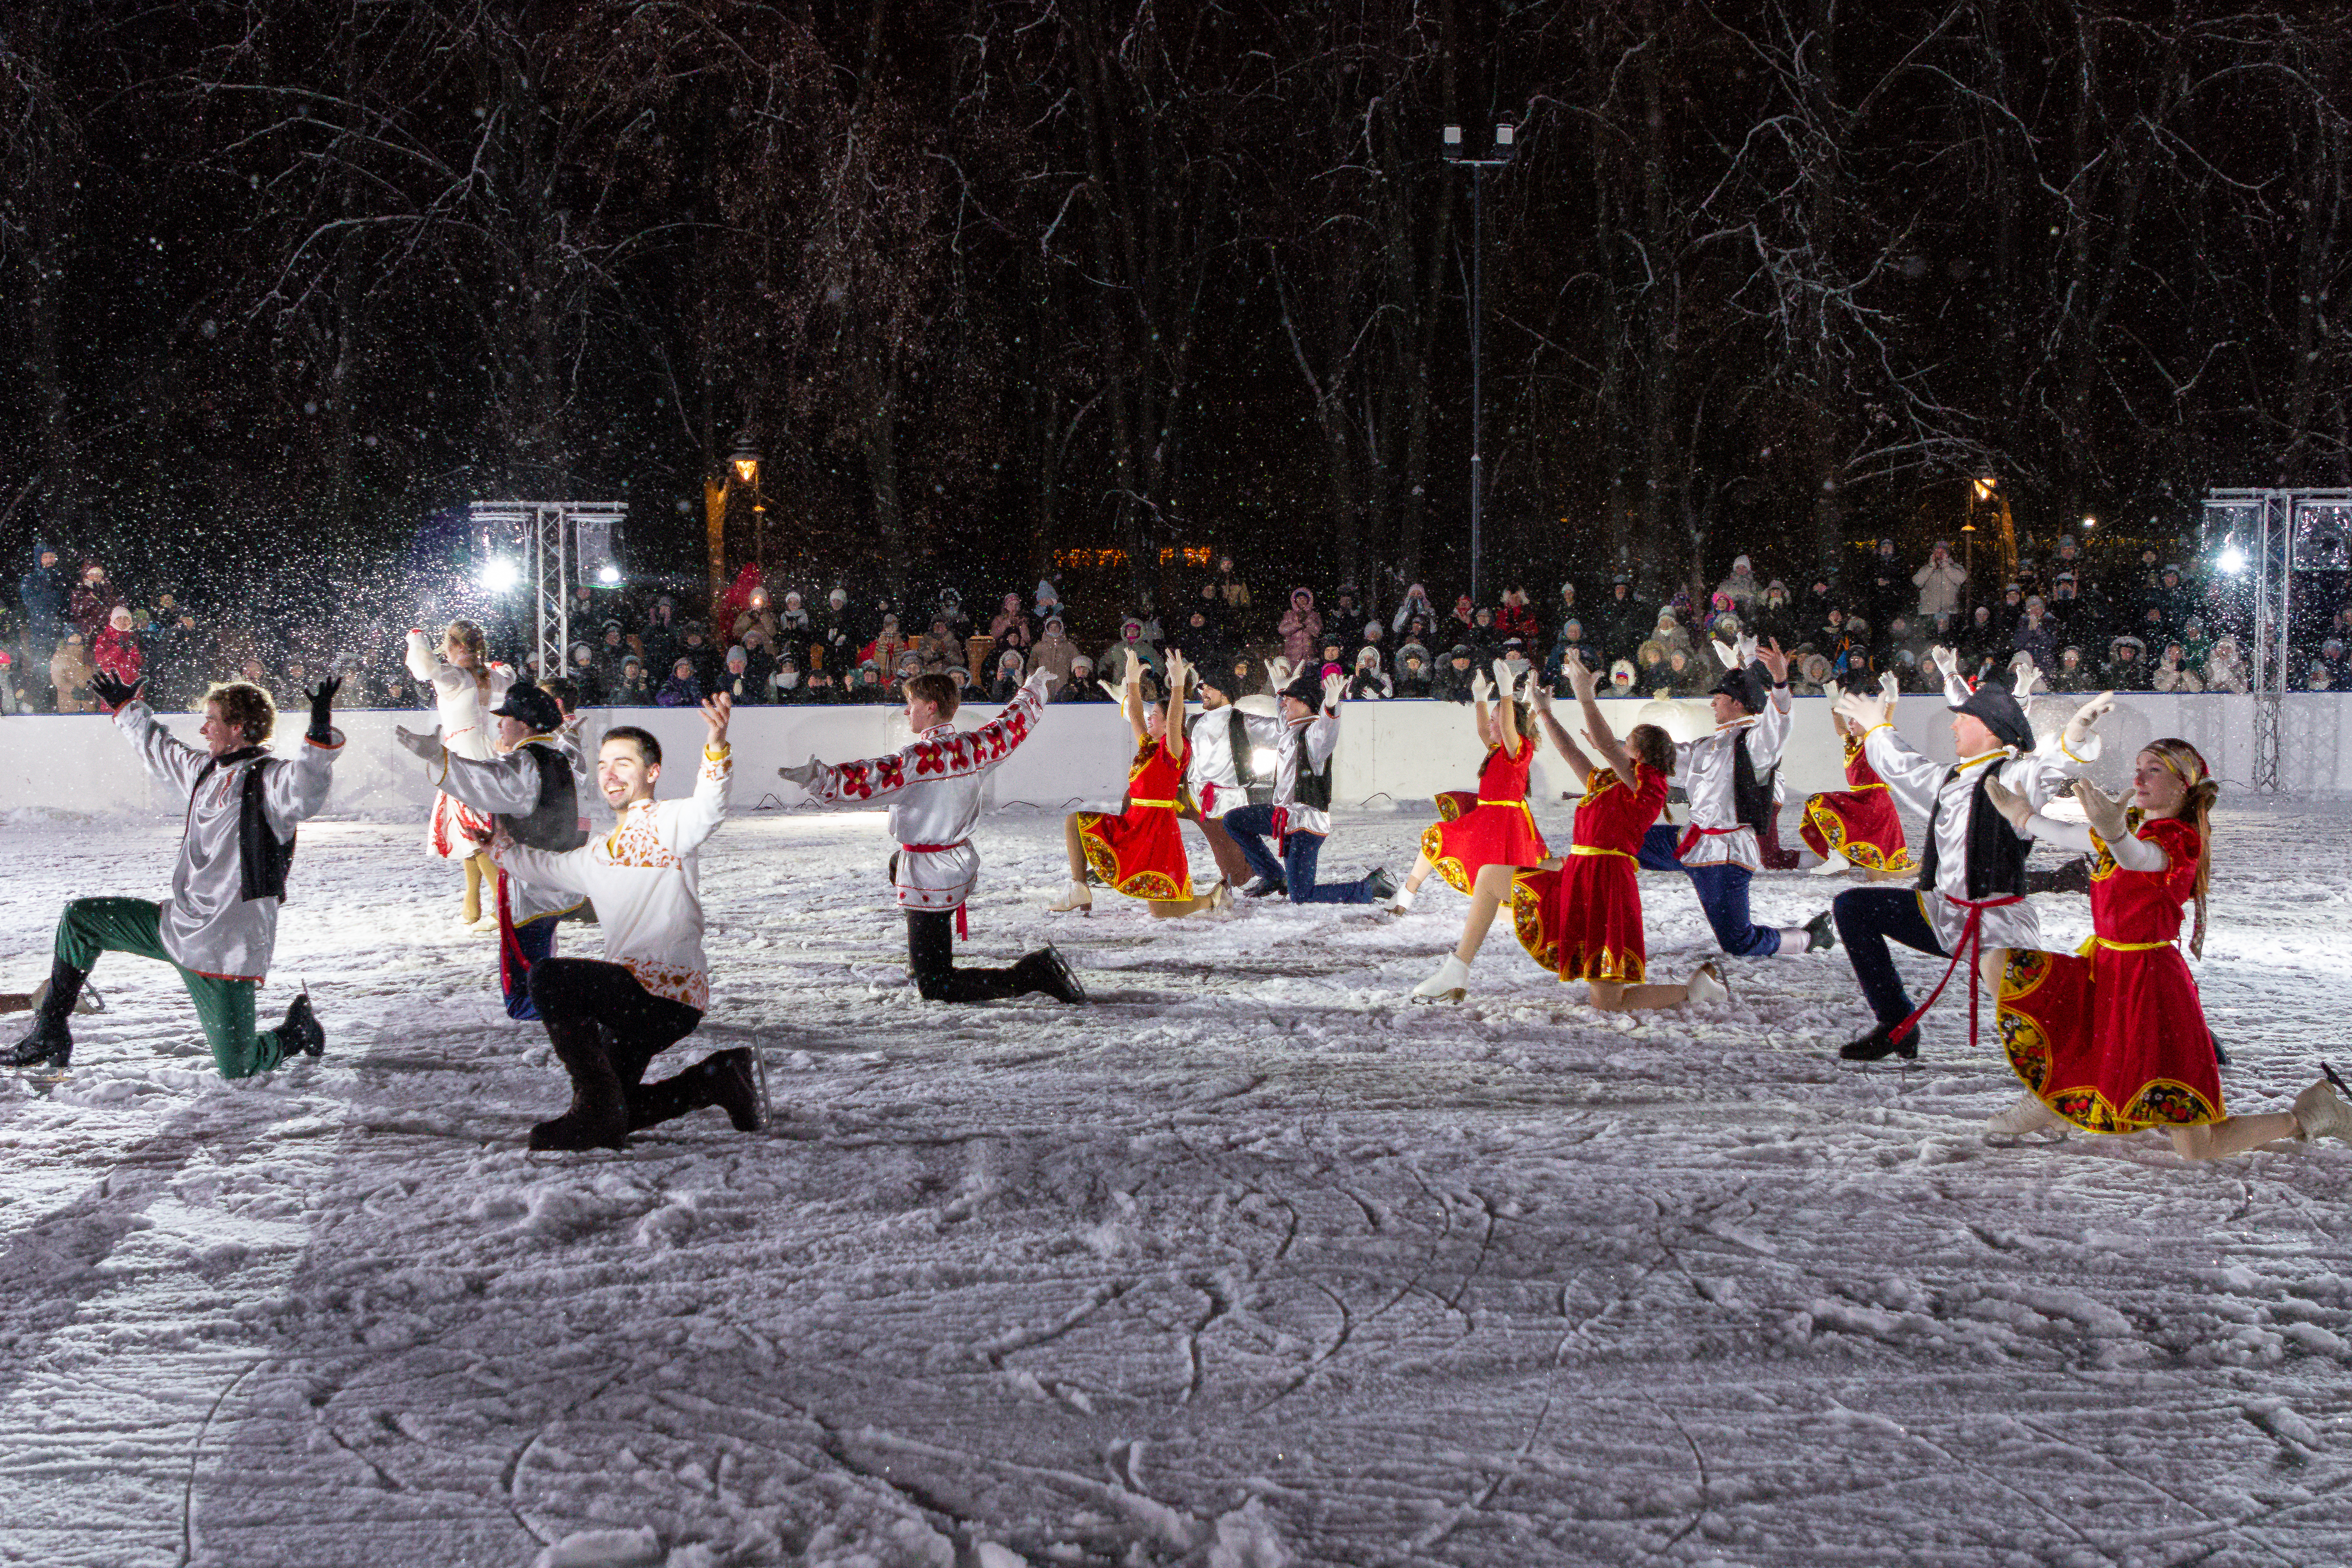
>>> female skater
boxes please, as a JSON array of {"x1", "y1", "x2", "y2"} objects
[
  {"x1": 1983, "y1": 740, "x2": 2352, "y2": 1154},
  {"x1": 406, "y1": 619, "x2": 515, "y2": 929},
  {"x1": 1409, "y1": 651, "x2": 1725, "y2": 1010},
  {"x1": 1048, "y1": 650, "x2": 1229, "y2": 918},
  {"x1": 1389, "y1": 659, "x2": 1548, "y2": 912},
  {"x1": 1798, "y1": 673, "x2": 1916, "y2": 878}
]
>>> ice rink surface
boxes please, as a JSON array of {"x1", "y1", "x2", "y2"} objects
[{"x1": 2, "y1": 797, "x2": 2350, "y2": 1568}]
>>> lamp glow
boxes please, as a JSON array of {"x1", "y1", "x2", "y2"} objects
[
  {"x1": 481, "y1": 557, "x2": 521, "y2": 592},
  {"x1": 2218, "y1": 543, "x2": 2248, "y2": 575},
  {"x1": 596, "y1": 563, "x2": 622, "y2": 585}
]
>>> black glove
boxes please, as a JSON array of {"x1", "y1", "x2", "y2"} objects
[
  {"x1": 90, "y1": 670, "x2": 142, "y2": 712},
  {"x1": 304, "y1": 677, "x2": 342, "y2": 743}
]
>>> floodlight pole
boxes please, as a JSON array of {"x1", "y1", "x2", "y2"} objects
[{"x1": 1444, "y1": 124, "x2": 1515, "y2": 607}]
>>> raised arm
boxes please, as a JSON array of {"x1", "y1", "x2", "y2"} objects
[
  {"x1": 668, "y1": 693, "x2": 735, "y2": 853},
  {"x1": 1121, "y1": 657, "x2": 1147, "y2": 745},
  {"x1": 438, "y1": 749, "x2": 548, "y2": 817},
  {"x1": 1835, "y1": 681, "x2": 1946, "y2": 814},
  {"x1": 1744, "y1": 639, "x2": 1795, "y2": 770},
  {"x1": 1533, "y1": 677, "x2": 1595, "y2": 788},
  {"x1": 1161, "y1": 650, "x2": 1190, "y2": 770},
  {"x1": 1491, "y1": 658, "x2": 1521, "y2": 758},
  {"x1": 111, "y1": 697, "x2": 212, "y2": 797},
  {"x1": 786, "y1": 671, "x2": 1052, "y2": 805},
  {"x1": 1564, "y1": 650, "x2": 1636, "y2": 789}
]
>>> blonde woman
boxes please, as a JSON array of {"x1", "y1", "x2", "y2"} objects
[{"x1": 404, "y1": 619, "x2": 515, "y2": 929}]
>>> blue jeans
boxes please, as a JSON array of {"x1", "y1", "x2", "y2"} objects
[
  {"x1": 1223, "y1": 805, "x2": 1383, "y2": 904},
  {"x1": 1832, "y1": 887, "x2": 1944, "y2": 1026},
  {"x1": 502, "y1": 913, "x2": 561, "y2": 1020},
  {"x1": 1639, "y1": 824, "x2": 1781, "y2": 957}
]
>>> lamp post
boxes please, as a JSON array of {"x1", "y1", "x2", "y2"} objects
[
  {"x1": 1443, "y1": 122, "x2": 1515, "y2": 606},
  {"x1": 706, "y1": 430, "x2": 761, "y2": 611}
]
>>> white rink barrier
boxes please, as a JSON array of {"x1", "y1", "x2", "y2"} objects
[{"x1": 0, "y1": 692, "x2": 2342, "y2": 819}]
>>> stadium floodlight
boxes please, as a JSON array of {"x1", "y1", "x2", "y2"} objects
[
  {"x1": 2217, "y1": 538, "x2": 2248, "y2": 575},
  {"x1": 481, "y1": 556, "x2": 521, "y2": 593},
  {"x1": 597, "y1": 563, "x2": 622, "y2": 585}
]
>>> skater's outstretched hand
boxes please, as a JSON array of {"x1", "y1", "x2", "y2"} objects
[
  {"x1": 304, "y1": 677, "x2": 341, "y2": 743},
  {"x1": 1833, "y1": 684, "x2": 1892, "y2": 735},
  {"x1": 395, "y1": 724, "x2": 443, "y2": 760},
  {"x1": 1469, "y1": 667, "x2": 1495, "y2": 707},
  {"x1": 2071, "y1": 776, "x2": 2131, "y2": 844},
  {"x1": 1930, "y1": 644, "x2": 1961, "y2": 682},
  {"x1": 1756, "y1": 638, "x2": 1790, "y2": 685},
  {"x1": 89, "y1": 670, "x2": 142, "y2": 712},
  {"x1": 1878, "y1": 669, "x2": 1902, "y2": 706},
  {"x1": 1980, "y1": 777, "x2": 2035, "y2": 834},
  {"x1": 1822, "y1": 678, "x2": 1845, "y2": 709},
  {"x1": 1022, "y1": 664, "x2": 1059, "y2": 697},
  {"x1": 776, "y1": 757, "x2": 822, "y2": 789},
  {"x1": 1320, "y1": 670, "x2": 1346, "y2": 712},
  {"x1": 1563, "y1": 649, "x2": 1596, "y2": 703},
  {"x1": 1490, "y1": 657, "x2": 1515, "y2": 696},
  {"x1": 2061, "y1": 691, "x2": 2114, "y2": 756},
  {"x1": 700, "y1": 691, "x2": 732, "y2": 748}
]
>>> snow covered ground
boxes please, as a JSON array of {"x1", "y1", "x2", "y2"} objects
[{"x1": 2, "y1": 796, "x2": 2351, "y2": 1568}]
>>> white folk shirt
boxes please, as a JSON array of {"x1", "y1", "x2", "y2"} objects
[
  {"x1": 405, "y1": 630, "x2": 513, "y2": 763},
  {"x1": 438, "y1": 739, "x2": 587, "y2": 924},
  {"x1": 492, "y1": 746, "x2": 732, "y2": 1011},
  {"x1": 1668, "y1": 690, "x2": 1791, "y2": 871},
  {"x1": 1862, "y1": 726, "x2": 2086, "y2": 953},
  {"x1": 114, "y1": 700, "x2": 342, "y2": 982},
  {"x1": 1185, "y1": 704, "x2": 1282, "y2": 819},
  {"x1": 803, "y1": 679, "x2": 1048, "y2": 913},
  {"x1": 1272, "y1": 706, "x2": 1342, "y2": 838}
]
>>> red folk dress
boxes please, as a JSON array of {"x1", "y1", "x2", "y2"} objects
[
  {"x1": 1510, "y1": 761, "x2": 1670, "y2": 985},
  {"x1": 1420, "y1": 741, "x2": 1550, "y2": 892},
  {"x1": 1798, "y1": 733, "x2": 1915, "y2": 873},
  {"x1": 1996, "y1": 816, "x2": 2224, "y2": 1132},
  {"x1": 1076, "y1": 738, "x2": 1194, "y2": 901}
]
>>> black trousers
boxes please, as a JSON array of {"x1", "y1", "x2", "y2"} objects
[
  {"x1": 527, "y1": 957, "x2": 713, "y2": 1127},
  {"x1": 907, "y1": 910, "x2": 1040, "y2": 1003}
]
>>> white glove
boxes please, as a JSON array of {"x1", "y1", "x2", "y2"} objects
[
  {"x1": 1099, "y1": 679, "x2": 1127, "y2": 704},
  {"x1": 776, "y1": 757, "x2": 823, "y2": 789},
  {"x1": 2072, "y1": 776, "x2": 2130, "y2": 844},
  {"x1": 1469, "y1": 668, "x2": 1495, "y2": 707},
  {"x1": 2060, "y1": 690, "x2": 2114, "y2": 759},
  {"x1": 1834, "y1": 686, "x2": 1893, "y2": 734},
  {"x1": 1320, "y1": 670, "x2": 1346, "y2": 711},
  {"x1": 395, "y1": 724, "x2": 443, "y2": 760},
  {"x1": 1878, "y1": 669, "x2": 1901, "y2": 705},
  {"x1": 1023, "y1": 666, "x2": 1059, "y2": 697},
  {"x1": 1930, "y1": 644, "x2": 1961, "y2": 683},
  {"x1": 1518, "y1": 670, "x2": 1543, "y2": 708},
  {"x1": 1821, "y1": 678, "x2": 1844, "y2": 709},
  {"x1": 1980, "y1": 776, "x2": 2035, "y2": 835},
  {"x1": 1491, "y1": 657, "x2": 1515, "y2": 695}
]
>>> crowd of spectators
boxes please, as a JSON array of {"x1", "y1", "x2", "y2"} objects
[{"x1": 6, "y1": 534, "x2": 2346, "y2": 720}]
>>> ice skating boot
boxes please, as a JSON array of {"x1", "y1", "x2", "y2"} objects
[
  {"x1": 1014, "y1": 945, "x2": 1088, "y2": 1005},
  {"x1": 1840, "y1": 1023, "x2": 1917, "y2": 1062},
  {"x1": 1803, "y1": 911, "x2": 1837, "y2": 952},
  {"x1": 1683, "y1": 962, "x2": 1728, "y2": 1007},
  {"x1": 1207, "y1": 880, "x2": 1234, "y2": 913},
  {"x1": 530, "y1": 1020, "x2": 629, "y2": 1151},
  {"x1": 276, "y1": 988, "x2": 326, "y2": 1059},
  {"x1": 28, "y1": 977, "x2": 104, "y2": 1015},
  {"x1": 1047, "y1": 880, "x2": 1093, "y2": 915},
  {"x1": 9, "y1": 957, "x2": 89, "y2": 1071},
  {"x1": 1808, "y1": 851, "x2": 1849, "y2": 877},
  {"x1": 1411, "y1": 954, "x2": 1471, "y2": 1004},
  {"x1": 1986, "y1": 1089, "x2": 2065, "y2": 1135},
  {"x1": 1363, "y1": 867, "x2": 1399, "y2": 905},
  {"x1": 624, "y1": 1048, "x2": 763, "y2": 1134},
  {"x1": 2293, "y1": 1070, "x2": 2352, "y2": 1145},
  {"x1": 703, "y1": 1048, "x2": 764, "y2": 1132}
]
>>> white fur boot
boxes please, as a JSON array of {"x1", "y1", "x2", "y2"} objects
[
  {"x1": 1047, "y1": 880, "x2": 1093, "y2": 915},
  {"x1": 1808, "y1": 850, "x2": 1849, "y2": 876},
  {"x1": 1986, "y1": 1090, "x2": 2066, "y2": 1136},
  {"x1": 1411, "y1": 954, "x2": 1470, "y2": 1003},
  {"x1": 1387, "y1": 882, "x2": 1418, "y2": 914}
]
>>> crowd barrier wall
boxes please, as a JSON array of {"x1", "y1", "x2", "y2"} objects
[{"x1": 2, "y1": 692, "x2": 2344, "y2": 819}]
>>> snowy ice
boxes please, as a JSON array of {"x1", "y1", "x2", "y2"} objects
[{"x1": 2, "y1": 797, "x2": 2351, "y2": 1565}]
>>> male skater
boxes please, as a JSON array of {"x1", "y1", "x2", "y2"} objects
[
  {"x1": 1633, "y1": 636, "x2": 1834, "y2": 959},
  {"x1": 1180, "y1": 661, "x2": 1278, "y2": 890},
  {"x1": 485, "y1": 692, "x2": 759, "y2": 1150},
  {"x1": 777, "y1": 668, "x2": 1085, "y2": 1004},
  {"x1": 10, "y1": 668, "x2": 343, "y2": 1075},
  {"x1": 1221, "y1": 668, "x2": 1396, "y2": 904},
  {"x1": 1830, "y1": 668, "x2": 2112, "y2": 1060},
  {"x1": 402, "y1": 681, "x2": 586, "y2": 1019}
]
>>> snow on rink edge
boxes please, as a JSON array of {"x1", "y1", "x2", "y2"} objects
[{"x1": 1, "y1": 799, "x2": 2350, "y2": 1568}]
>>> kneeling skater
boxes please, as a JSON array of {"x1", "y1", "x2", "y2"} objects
[
  {"x1": 1387, "y1": 659, "x2": 1547, "y2": 913},
  {"x1": 779, "y1": 667, "x2": 1085, "y2": 1004},
  {"x1": 1798, "y1": 674, "x2": 1916, "y2": 879},
  {"x1": 1220, "y1": 668, "x2": 1396, "y2": 905},
  {"x1": 1980, "y1": 741, "x2": 2352, "y2": 1154},
  {"x1": 486, "y1": 693, "x2": 760, "y2": 1151},
  {"x1": 1411, "y1": 650, "x2": 1723, "y2": 1009},
  {"x1": 1049, "y1": 649, "x2": 1229, "y2": 918},
  {"x1": 11, "y1": 670, "x2": 342, "y2": 1076}
]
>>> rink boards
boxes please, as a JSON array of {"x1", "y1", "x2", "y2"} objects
[{"x1": 0, "y1": 691, "x2": 2339, "y2": 817}]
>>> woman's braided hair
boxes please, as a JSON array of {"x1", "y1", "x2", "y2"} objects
[{"x1": 2142, "y1": 738, "x2": 2217, "y2": 958}]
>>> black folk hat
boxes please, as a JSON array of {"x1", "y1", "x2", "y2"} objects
[{"x1": 490, "y1": 681, "x2": 565, "y2": 736}]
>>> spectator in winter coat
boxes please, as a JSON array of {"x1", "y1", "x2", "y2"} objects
[
  {"x1": 774, "y1": 654, "x2": 811, "y2": 704},
  {"x1": 1665, "y1": 646, "x2": 1713, "y2": 698},
  {"x1": 740, "y1": 627, "x2": 778, "y2": 695},
  {"x1": 92, "y1": 606, "x2": 144, "y2": 694},
  {"x1": 2152, "y1": 644, "x2": 2202, "y2": 693},
  {"x1": 1058, "y1": 654, "x2": 1107, "y2": 701},
  {"x1": 1648, "y1": 607, "x2": 1691, "y2": 660},
  {"x1": 1467, "y1": 605, "x2": 1503, "y2": 661},
  {"x1": 1277, "y1": 589, "x2": 1322, "y2": 665},
  {"x1": 988, "y1": 648, "x2": 1027, "y2": 704},
  {"x1": 1957, "y1": 604, "x2": 2003, "y2": 670},
  {"x1": 640, "y1": 596, "x2": 679, "y2": 676},
  {"x1": 2314, "y1": 638, "x2": 2352, "y2": 691},
  {"x1": 1354, "y1": 618, "x2": 1388, "y2": 668},
  {"x1": 1828, "y1": 616, "x2": 1873, "y2": 679},
  {"x1": 1393, "y1": 581, "x2": 1438, "y2": 636},
  {"x1": 1634, "y1": 639, "x2": 1671, "y2": 696},
  {"x1": 1100, "y1": 617, "x2": 1164, "y2": 683},
  {"x1": 656, "y1": 657, "x2": 704, "y2": 707},
  {"x1": 1912, "y1": 540, "x2": 1967, "y2": 619},
  {"x1": 1031, "y1": 616, "x2": 1079, "y2": 685},
  {"x1": 1494, "y1": 586, "x2": 1540, "y2": 647},
  {"x1": 1752, "y1": 580, "x2": 1797, "y2": 646},
  {"x1": 1608, "y1": 658, "x2": 1638, "y2": 698},
  {"x1": 1328, "y1": 584, "x2": 1364, "y2": 635},
  {"x1": 2011, "y1": 595, "x2": 2060, "y2": 674},
  {"x1": 1449, "y1": 593, "x2": 1478, "y2": 643},
  {"x1": 613, "y1": 654, "x2": 649, "y2": 704},
  {"x1": 865, "y1": 613, "x2": 910, "y2": 674},
  {"x1": 1543, "y1": 620, "x2": 1592, "y2": 691},
  {"x1": 919, "y1": 617, "x2": 965, "y2": 674},
  {"x1": 731, "y1": 589, "x2": 781, "y2": 652},
  {"x1": 678, "y1": 623, "x2": 721, "y2": 691},
  {"x1": 2103, "y1": 636, "x2": 2149, "y2": 690},
  {"x1": 1793, "y1": 652, "x2": 1832, "y2": 697},
  {"x1": 568, "y1": 642, "x2": 605, "y2": 706},
  {"x1": 1554, "y1": 579, "x2": 1580, "y2": 633},
  {"x1": 1173, "y1": 605, "x2": 1227, "y2": 673},
  {"x1": 2198, "y1": 637, "x2": 2245, "y2": 694},
  {"x1": 1714, "y1": 554, "x2": 1762, "y2": 615},
  {"x1": 18, "y1": 542, "x2": 66, "y2": 654},
  {"x1": 1347, "y1": 646, "x2": 1391, "y2": 700},
  {"x1": 1394, "y1": 644, "x2": 1432, "y2": 699},
  {"x1": 719, "y1": 646, "x2": 766, "y2": 705},
  {"x1": 851, "y1": 662, "x2": 887, "y2": 704},
  {"x1": 1212, "y1": 557, "x2": 1251, "y2": 623},
  {"x1": 50, "y1": 631, "x2": 96, "y2": 712},
  {"x1": 68, "y1": 564, "x2": 113, "y2": 642},
  {"x1": 989, "y1": 592, "x2": 1036, "y2": 655}
]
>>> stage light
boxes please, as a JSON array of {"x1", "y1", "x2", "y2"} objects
[
  {"x1": 1251, "y1": 747, "x2": 1279, "y2": 775},
  {"x1": 596, "y1": 563, "x2": 622, "y2": 585},
  {"x1": 2082, "y1": 515, "x2": 2097, "y2": 530},
  {"x1": 481, "y1": 557, "x2": 520, "y2": 592},
  {"x1": 2217, "y1": 542, "x2": 2248, "y2": 575}
]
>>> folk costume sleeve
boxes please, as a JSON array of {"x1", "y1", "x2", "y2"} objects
[
  {"x1": 115, "y1": 698, "x2": 214, "y2": 796},
  {"x1": 2019, "y1": 811, "x2": 2169, "y2": 872},
  {"x1": 438, "y1": 749, "x2": 548, "y2": 817},
  {"x1": 803, "y1": 679, "x2": 1046, "y2": 806},
  {"x1": 1745, "y1": 685, "x2": 1794, "y2": 772},
  {"x1": 670, "y1": 743, "x2": 734, "y2": 856},
  {"x1": 1858, "y1": 724, "x2": 1949, "y2": 817},
  {"x1": 260, "y1": 719, "x2": 344, "y2": 836}
]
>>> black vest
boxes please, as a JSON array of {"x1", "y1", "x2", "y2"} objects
[
  {"x1": 501, "y1": 742, "x2": 588, "y2": 853},
  {"x1": 1916, "y1": 762, "x2": 2030, "y2": 900},
  {"x1": 1289, "y1": 724, "x2": 1334, "y2": 812},
  {"x1": 193, "y1": 747, "x2": 296, "y2": 904},
  {"x1": 1731, "y1": 732, "x2": 1777, "y2": 840}
]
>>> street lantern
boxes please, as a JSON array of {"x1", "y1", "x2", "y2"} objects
[{"x1": 1442, "y1": 122, "x2": 1517, "y2": 605}]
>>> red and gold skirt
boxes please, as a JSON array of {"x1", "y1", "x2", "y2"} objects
[
  {"x1": 1799, "y1": 788, "x2": 1913, "y2": 873},
  {"x1": 1421, "y1": 801, "x2": 1550, "y2": 894},
  {"x1": 1511, "y1": 850, "x2": 1646, "y2": 984},
  {"x1": 1078, "y1": 805, "x2": 1193, "y2": 902},
  {"x1": 1998, "y1": 942, "x2": 2224, "y2": 1132}
]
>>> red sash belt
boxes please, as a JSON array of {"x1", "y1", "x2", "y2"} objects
[
  {"x1": 1888, "y1": 893, "x2": 2023, "y2": 1050},
  {"x1": 1676, "y1": 823, "x2": 1744, "y2": 858},
  {"x1": 902, "y1": 840, "x2": 972, "y2": 938}
]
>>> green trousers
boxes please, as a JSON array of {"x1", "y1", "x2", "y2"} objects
[{"x1": 55, "y1": 897, "x2": 287, "y2": 1079}]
